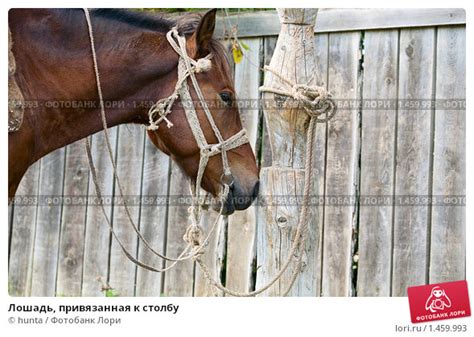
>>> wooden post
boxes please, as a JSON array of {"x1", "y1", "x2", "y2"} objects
[{"x1": 256, "y1": 9, "x2": 323, "y2": 296}]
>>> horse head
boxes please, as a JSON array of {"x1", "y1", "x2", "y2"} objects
[{"x1": 146, "y1": 9, "x2": 259, "y2": 215}]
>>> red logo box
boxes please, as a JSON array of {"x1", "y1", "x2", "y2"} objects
[{"x1": 407, "y1": 280, "x2": 471, "y2": 323}]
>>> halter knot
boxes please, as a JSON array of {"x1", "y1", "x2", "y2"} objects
[
  {"x1": 147, "y1": 98, "x2": 175, "y2": 130},
  {"x1": 194, "y1": 58, "x2": 212, "y2": 73},
  {"x1": 183, "y1": 224, "x2": 204, "y2": 248}
]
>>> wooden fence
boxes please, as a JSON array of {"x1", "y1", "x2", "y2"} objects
[{"x1": 8, "y1": 8, "x2": 466, "y2": 296}]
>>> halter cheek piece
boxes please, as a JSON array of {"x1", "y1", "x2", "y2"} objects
[{"x1": 147, "y1": 28, "x2": 249, "y2": 225}]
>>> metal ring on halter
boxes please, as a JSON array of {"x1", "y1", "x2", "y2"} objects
[{"x1": 220, "y1": 172, "x2": 234, "y2": 187}]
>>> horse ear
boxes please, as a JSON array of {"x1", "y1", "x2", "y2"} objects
[{"x1": 194, "y1": 9, "x2": 217, "y2": 55}]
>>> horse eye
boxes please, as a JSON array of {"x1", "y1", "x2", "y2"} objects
[{"x1": 219, "y1": 92, "x2": 233, "y2": 107}]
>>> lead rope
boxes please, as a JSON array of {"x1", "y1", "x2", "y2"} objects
[
  {"x1": 83, "y1": 9, "x2": 246, "y2": 270},
  {"x1": 83, "y1": 8, "x2": 222, "y2": 270}
]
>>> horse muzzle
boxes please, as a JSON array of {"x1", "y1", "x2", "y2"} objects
[{"x1": 213, "y1": 178, "x2": 259, "y2": 215}]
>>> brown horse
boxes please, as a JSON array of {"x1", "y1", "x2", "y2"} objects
[{"x1": 8, "y1": 8, "x2": 259, "y2": 214}]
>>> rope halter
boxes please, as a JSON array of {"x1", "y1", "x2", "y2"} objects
[{"x1": 147, "y1": 28, "x2": 249, "y2": 244}]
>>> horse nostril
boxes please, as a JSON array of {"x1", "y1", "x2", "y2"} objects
[{"x1": 229, "y1": 179, "x2": 259, "y2": 211}]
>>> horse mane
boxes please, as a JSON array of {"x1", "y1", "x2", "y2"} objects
[
  {"x1": 91, "y1": 9, "x2": 229, "y2": 66},
  {"x1": 92, "y1": 9, "x2": 174, "y2": 32},
  {"x1": 92, "y1": 9, "x2": 202, "y2": 36}
]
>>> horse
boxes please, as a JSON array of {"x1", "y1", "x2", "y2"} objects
[{"x1": 8, "y1": 8, "x2": 259, "y2": 215}]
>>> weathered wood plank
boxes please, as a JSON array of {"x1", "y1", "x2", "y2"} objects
[
  {"x1": 313, "y1": 33, "x2": 329, "y2": 88},
  {"x1": 30, "y1": 148, "x2": 66, "y2": 296},
  {"x1": 294, "y1": 32, "x2": 329, "y2": 297},
  {"x1": 108, "y1": 124, "x2": 145, "y2": 296},
  {"x1": 357, "y1": 30, "x2": 399, "y2": 296},
  {"x1": 260, "y1": 37, "x2": 277, "y2": 168},
  {"x1": 256, "y1": 168, "x2": 322, "y2": 296},
  {"x1": 255, "y1": 169, "x2": 279, "y2": 296},
  {"x1": 321, "y1": 32, "x2": 361, "y2": 297},
  {"x1": 315, "y1": 9, "x2": 465, "y2": 33},
  {"x1": 56, "y1": 139, "x2": 90, "y2": 296},
  {"x1": 135, "y1": 140, "x2": 171, "y2": 296},
  {"x1": 162, "y1": 164, "x2": 194, "y2": 296},
  {"x1": 193, "y1": 211, "x2": 226, "y2": 296},
  {"x1": 429, "y1": 27, "x2": 465, "y2": 283},
  {"x1": 8, "y1": 162, "x2": 40, "y2": 296},
  {"x1": 225, "y1": 38, "x2": 261, "y2": 294},
  {"x1": 82, "y1": 128, "x2": 118, "y2": 296},
  {"x1": 392, "y1": 28, "x2": 436, "y2": 296},
  {"x1": 215, "y1": 9, "x2": 465, "y2": 38}
]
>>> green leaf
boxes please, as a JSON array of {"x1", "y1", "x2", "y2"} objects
[
  {"x1": 240, "y1": 41, "x2": 250, "y2": 51},
  {"x1": 105, "y1": 289, "x2": 119, "y2": 297}
]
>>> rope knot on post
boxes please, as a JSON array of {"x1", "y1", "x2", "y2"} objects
[{"x1": 259, "y1": 65, "x2": 337, "y2": 123}]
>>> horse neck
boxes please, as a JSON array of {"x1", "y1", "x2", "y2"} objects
[{"x1": 11, "y1": 9, "x2": 177, "y2": 162}]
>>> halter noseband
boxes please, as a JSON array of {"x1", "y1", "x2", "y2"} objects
[{"x1": 147, "y1": 28, "x2": 249, "y2": 225}]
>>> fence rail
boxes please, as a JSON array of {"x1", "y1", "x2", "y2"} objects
[
  {"x1": 8, "y1": 9, "x2": 465, "y2": 297},
  {"x1": 214, "y1": 8, "x2": 466, "y2": 37}
]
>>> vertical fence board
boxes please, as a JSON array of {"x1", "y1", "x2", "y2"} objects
[
  {"x1": 135, "y1": 142, "x2": 170, "y2": 296},
  {"x1": 322, "y1": 32, "x2": 361, "y2": 296},
  {"x1": 314, "y1": 34, "x2": 329, "y2": 88},
  {"x1": 429, "y1": 27, "x2": 466, "y2": 283},
  {"x1": 260, "y1": 37, "x2": 277, "y2": 168},
  {"x1": 82, "y1": 128, "x2": 118, "y2": 296},
  {"x1": 306, "y1": 32, "x2": 329, "y2": 297},
  {"x1": 255, "y1": 169, "x2": 279, "y2": 296},
  {"x1": 56, "y1": 140, "x2": 90, "y2": 296},
  {"x1": 8, "y1": 162, "x2": 40, "y2": 296},
  {"x1": 163, "y1": 164, "x2": 194, "y2": 296},
  {"x1": 193, "y1": 212, "x2": 226, "y2": 296},
  {"x1": 108, "y1": 125, "x2": 145, "y2": 296},
  {"x1": 357, "y1": 30, "x2": 399, "y2": 296},
  {"x1": 256, "y1": 168, "x2": 322, "y2": 296},
  {"x1": 255, "y1": 36, "x2": 276, "y2": 295},
  {"x1": 30, "y1": 149, "x2": 66, "y2": 296},
  {"x1": 392, "y1": 28, "x2": 436, "y2": 296},
  {"x1": 225, "y1": 38, "x2": 261, "y2": 293}
]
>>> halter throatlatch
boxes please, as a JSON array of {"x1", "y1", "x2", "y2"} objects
[{"x1": 146, "y1": 28, "x2": 249, "y2": 243}]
